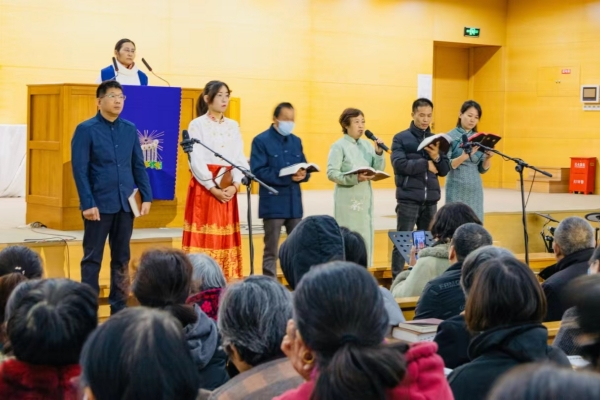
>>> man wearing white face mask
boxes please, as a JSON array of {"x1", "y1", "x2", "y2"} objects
[{"x1": 250, "y1": 103, "x2": 311, "y2": 277}]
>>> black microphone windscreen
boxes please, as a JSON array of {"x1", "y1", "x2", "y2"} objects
[
  {"x1": 182, "y1": 129, "x2": 189, "y2": 140},
  {"x1": 112, "y1": 57, "x2": 119, "y2": 72},
  {"x1": 141, "y1": 58, "x2": 153, "y2": 71},
  {"x1": 365, "y1": 130, "x2": 375, "y2": 140}
]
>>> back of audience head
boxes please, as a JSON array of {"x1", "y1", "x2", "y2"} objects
[
  {"x1": 565, "y1": 273, "x2": 600, "y2": 370},
  {"x1": 279, "y1": 215, "x2": 345, "y2": 289},
  {"x1": 488, "y1": 363, "x2": 600, "y2": 400},
  {"x1": 80, "y1": 307, "x2": 200, "y2": 400},
  {"x1": 132, "y1": 248, "x2": 198, "y2": 327},
  {"x1": 553, "y1": 216, "x2": 595, "y2": 258},
  {"x1": 450, "y1": 223, "x2": 493, "y2": 262},
  {"x1": 7, "y1": 278, "x2": 97, "y2": 366},
  {"x1": 461, "y1": 246, "x2": 514, "y2": 296},
  {"x1": 465, "y1": 257, "x2": 546, "y2": 332},
  {"x1": 218, "y1": 276, "x2": 292, "y2": 371},
  {"x1": 0, "y1": 245, "x2": 43, "y2": 278},
  {"x1": 340, "y1": 227, "x2": 367, "y2": 268},
  {"x1": 429, "y1": 202, "x2": 481, "y2": 243},
  {"x1": 0, "y1": 273, "x2": 27, "y2": 345},
  {"x1": 188, "y1": 253, "x2": 226, "y2": 294},
  {"x1": 294, "y1": 261, "x2": 408, "y2": 400}
]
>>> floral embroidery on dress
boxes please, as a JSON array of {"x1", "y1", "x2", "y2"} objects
[
  {"x1": 206, "y1": 112, "x2": 225, "y2": 124},
  {"x1": 350, "y1": 198, "x2": 363, "y2": 212}
]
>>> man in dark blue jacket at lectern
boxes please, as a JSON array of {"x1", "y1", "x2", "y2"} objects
[
  {"x1": 250, "y1": 102, "x2": 310, "y2": 277},
  {"x1": 71, "y1": 80, "x2": 152, "y2": 314}
]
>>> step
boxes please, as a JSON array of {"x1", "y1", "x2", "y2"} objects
[
  {"x1": 527, "y1": 167, "x2": 570, "y2": 182},
  {"x1": 515, "y1": 179, "x2": 570, "y2": 193}
]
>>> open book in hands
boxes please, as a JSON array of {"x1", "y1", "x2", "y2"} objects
[
  {"x1": 279, "y1": 163, "x2": 320, "y2": 177},
  {"x1": 343, "y1": 167, "x2": 390, "y2": 182},
  {"x1": 417, "y1": 133, "x2": 452, "y2": 154},
  {"x1": 467, "y1": 132, "x2": 501, "y2": 149}
]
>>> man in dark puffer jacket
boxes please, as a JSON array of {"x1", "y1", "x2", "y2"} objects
[{"x1": 390, "y1": 98, "x2": 451, "y2": 277}]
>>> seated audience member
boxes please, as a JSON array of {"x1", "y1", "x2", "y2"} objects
[
  {"x1": 279, "y1": 215, "x2": 345, "y2": 289},
  {"x1": 340, "y1": 227, "x2": 405, "y2": 330},
  {"x1": 540, "y1": 216, "x2": 595, "y2": 321},
  {"x1": 186, "y1": 253, "x2": 227, "y2": 321},
  {"x1": 434, "y1": 246, "x2": 513, "y2": 369},
  {"x1": 0, "y1": 274, "x2": 27, "y2": 351},
  {"x1": 276, "y1": 262, "x2": 453, "y2": 400},
  {"x1": 198, "y1": 276, "x2": 302, "y2": 400},
  {"x1": 553, "y1": 245, "x2": 600, "y2": 356},
  {"x1": 390, "y1": 202, "x2": 482, "y2": 298},
  {"x1": 0, "y1": 279, "x2": 98, "y2": 399},
  {"x1": 488, "y1": 363, "x2": 600, "y2": 400},
  {"x1": 415, "y1": 223, "x2": 493, "y2": 320},
  {"x1": 0, "y1": 245, "x2": 44, "y2": 278},
  {"x1": 132, "y1": 248, "x2": 229, "y2": 390},
  {"x1": 448, "y1": 257, "x2": 570, "y2": 400},
  {"x1": 80, "y1": 307, "x2": 201, "y2": 400},
  {"x1": 562, "y1": 273, "x2": 600, "y2": 371}
]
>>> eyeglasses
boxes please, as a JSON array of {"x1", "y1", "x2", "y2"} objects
[
  {"x1": 121, "y1": 49, "x2": 136, "y2": 54},
  {"x1": 102, "y1": 94, "x2": 126, "y2": 100}
]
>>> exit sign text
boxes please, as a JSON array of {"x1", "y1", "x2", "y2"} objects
[{"x1": 464, "y1": 27, "x2": 480, "y2": 37}]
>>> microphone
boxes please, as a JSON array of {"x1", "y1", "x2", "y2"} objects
[
  {"x1": 141, "y1": 58, "x2": 171, "y2": 86},
  {"x1": 364, "y1": 130, "x2": 390, "y2": 153},
  {"x1": 461, "y1": 134, "x2": 472, "y2": 155},
  {"x1": 180, "y1": 130, "x2": 195, "y2": 157},
  {"x1": 111, "y1": 57, "x2": 119, "y2": 81}
]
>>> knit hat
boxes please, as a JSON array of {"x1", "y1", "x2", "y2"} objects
[{"x1": 279, "y1": 216, "x2": 345, "y2": 289}]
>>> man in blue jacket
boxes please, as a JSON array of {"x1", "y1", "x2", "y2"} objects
[
  {"x1": 71, "y1": 80, "x2": 152, "y2": 314},
  {"x1": 250, "y1": 103, "x2": 310, "y2": 277}
]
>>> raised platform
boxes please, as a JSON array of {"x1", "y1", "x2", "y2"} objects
[{"x1": 2, "y1": 189, "x2": 599, "y2": 318}]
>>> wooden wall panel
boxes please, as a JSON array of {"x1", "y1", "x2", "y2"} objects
[{"x1": 504, "y1": 0, "x2": 600, "y2": 190}]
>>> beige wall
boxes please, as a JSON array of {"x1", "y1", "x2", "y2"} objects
[{"x1": 0, "y1": 0, "x2": 507, "y2": 189}]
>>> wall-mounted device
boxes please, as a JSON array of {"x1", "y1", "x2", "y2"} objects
[{"x1": 580, "y1": 85, "x2": 600, "y2": 111}]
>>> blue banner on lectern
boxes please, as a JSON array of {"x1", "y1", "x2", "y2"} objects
[{"x1": 119, "y1": 86, "x2": 182, "y2": 200}]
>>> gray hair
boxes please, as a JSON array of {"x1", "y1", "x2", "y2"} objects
[
  {"x1": 218, "y1": 276, "x2": 292, "y2": 367},
  {"x1": 187, "y1": 253, "x2": 226, "y2": 292},
  {"x1": 461, "y1": 246, "x2": 514, "y2": 296},
  {"x1": 554, "y1": 216, "x2": 595, "y2": 256},
  {"x1": 451, "y1": 223, "x2": 493, "y2": 261}
]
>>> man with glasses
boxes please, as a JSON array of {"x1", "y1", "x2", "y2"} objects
[{"x1": 71, "y1": 80, "x2": 152, "y2": 314}]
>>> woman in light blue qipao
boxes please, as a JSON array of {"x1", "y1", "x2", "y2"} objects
[
  {"x1": 327, "y1": 108, "x2": 385, "y2": 266},
  {"x1": 445, "y1": 100, "x2": 493, "y2": 222}
]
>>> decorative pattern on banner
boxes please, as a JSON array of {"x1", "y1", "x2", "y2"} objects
[{"x1": 119, "y1": 86, "x2": 182, "y2": 200}]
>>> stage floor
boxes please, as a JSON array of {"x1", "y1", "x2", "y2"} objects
[{"x1": 1, "y1": 188, "x2": 599, "y2": 244}]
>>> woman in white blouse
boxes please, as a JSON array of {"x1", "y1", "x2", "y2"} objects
[{"x1": 182, "y1": 80, "x2": 249, "y2": 281}]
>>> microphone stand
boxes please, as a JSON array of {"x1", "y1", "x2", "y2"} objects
[
  {"x1": 476, "y1": 143, "x2": 552, "y2": 266},
  {"x1": 181, "y1": 138, "x2": 278, "y2": 276}
]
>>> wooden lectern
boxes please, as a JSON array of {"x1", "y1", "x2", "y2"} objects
[{"x1": 25, "y1": 84, "x2": 241, "y2": 230}]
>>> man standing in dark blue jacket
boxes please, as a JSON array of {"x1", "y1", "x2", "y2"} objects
[
  {"x1": 71, "y1": 80, "x2": 152, "y2": 314},
  {"x1": 250, "y1": 103, "x2": 310, "y2": 277}
]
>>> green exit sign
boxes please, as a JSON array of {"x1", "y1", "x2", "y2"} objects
[{"x1": 464, "y1": 27, "x2": 480, "y2": 37}]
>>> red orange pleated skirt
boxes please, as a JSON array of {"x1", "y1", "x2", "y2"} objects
[{"x1": 182, "y1": 165, "x2": 243, "y2": 281}]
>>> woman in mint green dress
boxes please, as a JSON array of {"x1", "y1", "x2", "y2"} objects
[
  {"x1": 445, "y1": 100, "x2": 493, "y2": 222},
  {"x1": 327, "y1": 108, "x2": 385, "y2": 266}
]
